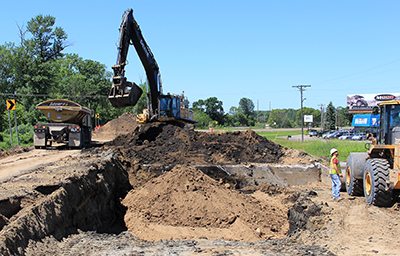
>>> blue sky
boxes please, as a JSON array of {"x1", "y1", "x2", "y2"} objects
[{"x1": 1, "y1": 0, "x2": 400, "y2": 112}]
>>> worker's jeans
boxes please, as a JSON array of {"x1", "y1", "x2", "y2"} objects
[{"x1": 330, "y1": 174, "x2": 341, "y2": 199}]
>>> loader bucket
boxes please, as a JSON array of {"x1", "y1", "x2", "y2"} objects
[{"x1": 109, "y1": 81, "x2": 143, "y2": 108}]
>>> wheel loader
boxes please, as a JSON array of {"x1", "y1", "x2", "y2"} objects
[{"x1": 346, "y1": 100, "x2": 400, "y2": 206}]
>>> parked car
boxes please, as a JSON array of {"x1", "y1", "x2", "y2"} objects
[
  {"x1": 317, "y1": 130, "x2": 328, "y2": 137},
  {"x1": 326, "y1": 131, "x2": 343, "y2": 139},
  {"x1": 352, "y1": 133, "x2": 367, "y2": 140},
  {"x1": 322, "y1": 131, "x2": 335, "y2": 139},
  {"x1": 309, "y1": 129, "x2": 318, "y2": 137},
  {"x1": 339, "y1": 133, "x2": 354, "y2": 140}
]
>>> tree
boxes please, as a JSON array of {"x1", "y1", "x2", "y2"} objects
[
  {"x1": 267, "y1": 109, "x2": 293, "y2": 128},
  {"x1": 324, "y1": 102, "x2": 336, "y2": 130},
  {"x1": 193, "y1": 109, "x2": 211, "y2": 128},
  {"x1": 295, "y1": 107, "x2": 321, "y2": 128},
  {"x1": 26, "y1": 15, "x2": 68, "y2": 61},
  {"x1": 337, "y1": 107, "x2": 352, "y2": 128},
  {"x1": 15, "y1": 15, "x2": 69, "y2": 125},
  {"x1": 192, "y1": 97, "x2": 224, "y2": 124},
  {"x1": 238, "y1": 98, "x2": 254, "y2": 117}
]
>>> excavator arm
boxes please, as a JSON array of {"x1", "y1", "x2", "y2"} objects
[{"x1": 109, "y1": 9, "x2": 162, "y2": 116}]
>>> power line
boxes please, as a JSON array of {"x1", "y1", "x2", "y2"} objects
[{"x1": 1, "y1": 93, "x2": 107, "y2": 98}]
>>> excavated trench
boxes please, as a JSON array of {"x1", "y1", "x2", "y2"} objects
[{"x1": 0, "y1": 147, "x2": 323, "y2": 255}]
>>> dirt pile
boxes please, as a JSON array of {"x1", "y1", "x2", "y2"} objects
[
  {"x1": 122, "y1": 165, "x2": 292, "y2": 241},
  {"x1": 110, "y1": 122, "x2": 284, "y2": 166},
  {"x1": 92, "y1": 112, "x2": 138, "y2": 141},
  {"x1": 0, "y1": 145, "x2": 33, "y2": 159}
]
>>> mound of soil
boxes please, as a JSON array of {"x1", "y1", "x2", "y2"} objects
[
  {"x1": 0, "y1": 145, "x2": 33, "y2": 159},
  {"x1": 122, "y1": 165, "x2": 292, "y2": 241},
  {"x1": 92, "y1": 112, "x2": 138, "y2": 141},
  {"x1": 110, "y1": 122, "x2": 284, "y2": 166}
]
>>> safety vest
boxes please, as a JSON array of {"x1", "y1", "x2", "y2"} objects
[{"x1": 330, "y1": 155, "x2": 340, "y2": 175}]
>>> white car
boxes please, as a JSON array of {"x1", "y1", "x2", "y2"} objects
[
  {"x1": 352, "y1": 133, "x2": 367, "y2": 140},
  {"x1": 339, "y1": 133, "x2": 354, "y2": 140}
]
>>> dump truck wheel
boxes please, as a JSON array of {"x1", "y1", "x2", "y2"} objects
[{"x1": 363, "y1": 158, "x2": 392, "y2": 206}]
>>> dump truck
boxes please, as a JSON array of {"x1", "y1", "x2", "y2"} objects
[
  {"x1": 346, "y1": 100, "x2": 400, "y2": 206},
  {"x1": 34, "y1": 99, "x2": 92, "y2": 149},
  {"x1": 108, "y1": 9, "x2": 195, "y2": 126}
]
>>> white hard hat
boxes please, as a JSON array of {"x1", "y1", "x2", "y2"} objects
[{"x1": 330, "y1": 148, "x2": 338, "y2": 155}]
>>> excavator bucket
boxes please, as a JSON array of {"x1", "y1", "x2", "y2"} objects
[{"x1": 108, "y1": 79, "x2": 143, "y2": 108}]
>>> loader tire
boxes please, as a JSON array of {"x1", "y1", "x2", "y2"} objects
[
  {"x1": 363, "y1": 158, "x2": 392, "y2": 207},
  {"x1": 344, "y1": 154, "x2": 365, "y2": 196},
  {"x1": 345, "y1": 159, "x2": 363, "y2": 196}
]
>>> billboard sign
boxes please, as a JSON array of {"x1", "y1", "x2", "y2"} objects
[
  {"x1": 347, "y1": 93, "x2": 400, "y2": 113},
  {"x1": 351, "y1": 114, "x2": 380, "y2": 127},
  {"x1": 304, "y1": 115, "x2": 313, "y2": 122}
]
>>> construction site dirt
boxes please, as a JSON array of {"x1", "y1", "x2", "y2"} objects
[{"x1": 1, "y1": 112, "x2": 400, "y2": 255}]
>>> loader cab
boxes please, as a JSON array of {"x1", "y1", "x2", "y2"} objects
[{"x1": 378, "y1": 101, "x2": 400, "y2": 145}]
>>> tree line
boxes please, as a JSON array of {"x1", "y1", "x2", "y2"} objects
[
  {"x1": 192, "y1": 97, "x2": 352, "y2": 130},
  {"x1": 0, "y1": 14, "x2": 140, "y2": 134}
]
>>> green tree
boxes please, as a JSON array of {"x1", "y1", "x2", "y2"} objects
[
  {"x1": 192, "y1": 97, "x2": 224, "y2": 124},
  {"x1": 267, "y1": 109, "x2": 292, "y2": 128},
  {"x1": 12, "y1": 15, "x2": 69, "y2": 125},
  {"x1": 238, "y1": 98, "x2": 254, "y2": 117},
  {"x1": 193, "y1": 109, "x2": 211, "y2": 128},
  {"x1": 135, "y1": 82, "x2": 149, "y2": 114},
  {"x1": 324, "y1": 102, "x2": 336, "y2": 130},
  {"x1": 295, "y1": 107, "x2": 321, "y2": 128},
  {"x1": 238, "y1": 97, "x2": 255, "y2": 126},
  {"x1": 337, "y1": 107, "x2": 352, "y2": 128}
]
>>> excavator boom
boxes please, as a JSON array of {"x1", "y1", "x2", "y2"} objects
[{"x1": 109, "y1": 9, "x2": 161, "y2": 113}]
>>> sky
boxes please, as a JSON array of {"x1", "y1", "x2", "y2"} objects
[{"x1": 1, "y1": 0, "x2": 400, "y2": 112}]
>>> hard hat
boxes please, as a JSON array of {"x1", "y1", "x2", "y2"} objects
[{"x1": 330, "y1": 148, "x2": 338, "y2": 155}]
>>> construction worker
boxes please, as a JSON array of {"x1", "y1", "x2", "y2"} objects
[{"x1": 330, "y1": 148, "x2": 343, "y2": 201}]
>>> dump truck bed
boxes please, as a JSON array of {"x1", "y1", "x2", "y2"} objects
[{"x1": 36, "y1": 99, "x2": 92, "y2": 124}]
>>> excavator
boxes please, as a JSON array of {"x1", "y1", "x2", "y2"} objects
[{"x1": 108, "y1": 9, "x2": 195, "y2": 126}]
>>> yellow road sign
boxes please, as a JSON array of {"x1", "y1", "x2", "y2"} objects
[{"x1": 6, "y1": 99, "x2": 15, "y2": 111}]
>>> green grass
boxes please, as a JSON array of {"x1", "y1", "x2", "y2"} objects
[
  {"x1": 0, "y1": 141, "x2": 32, "y2": 151},
  {"x1": 254, "y1": 130, "x2": 368, "y2": 162},
  {"x1": 273, "y1": 138, "x2": 367, "y2": 162},
  {"x1": 256, "y1": 130, "x2": 303, "y2": 140}
]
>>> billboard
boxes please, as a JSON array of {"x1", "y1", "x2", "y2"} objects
[
  {"x1": 304, "y1": 115, "x2": 313, "y2": 122},
  {"x1": 351, "y1": 114, "x2": 380, "y2": 127},
  {"x1": 347, "y1": 93, "x2": 400, "y2": 113}
]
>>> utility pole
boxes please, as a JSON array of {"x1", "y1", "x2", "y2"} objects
[
  {"x1": 257, "y1": 99, "x2": 259, "y2": 127},
  {"x1": 293, "y1": 85, "x2": 311, "y2": 142},
  {"x1": 318, "y1": 104, "x2": 325, "y2": 131}
]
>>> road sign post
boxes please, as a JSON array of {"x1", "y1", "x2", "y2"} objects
[
  {"x1": 14, "y1": 109, "x2": 19, "y2": 145},
  {"x1": 7, "y1": 109, "x2": 13, "y2": 147}
]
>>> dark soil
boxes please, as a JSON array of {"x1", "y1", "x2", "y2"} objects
[{"x1": 109, "y1": 122, "x2": 285, "y2": 166}]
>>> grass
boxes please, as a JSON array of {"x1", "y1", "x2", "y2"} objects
[
  {"x1": 256, "y1": 130, "x2": 367, "y2": 162},
  {"x1": 276, "y1": 139, "x2": 367, "y2": 162},
  {"x1": 256, "y1": 130, "x2": 303, "y2": 140},
  {"x1": 0, "y1": 141, "x2": 32, "y2": 151}
]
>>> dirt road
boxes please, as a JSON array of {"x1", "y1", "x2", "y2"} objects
[{"x1": 0, "y1": 148, "x2": 81, "y2": 183}]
